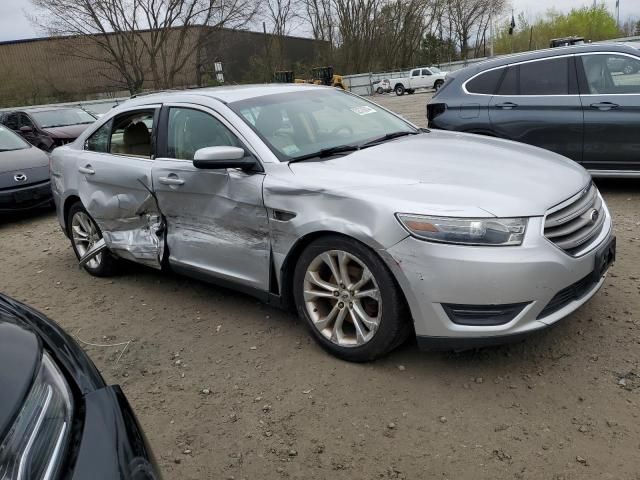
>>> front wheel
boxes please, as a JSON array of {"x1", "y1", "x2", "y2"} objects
[
  {"x1": 293, "y1": 235, "x2": 410, "y2": 361},
  {"x1": 434, "y1": 80, "x2": 444, "y2": 90},
  {"x1": 67, "y1": 202, "x2": 118, "y2": 277},
  {"x1": 394, "y1": 84, "x2": 405, "y2": 96},
  {"x1": 376, "y1": 87, "x2": 383, "y2": 94}
]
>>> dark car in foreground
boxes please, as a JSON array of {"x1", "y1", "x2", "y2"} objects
[
  {"x1": 0, "y1": 107, "x2": 96, "y2": 151},
  {"x1": 0, "y1": 294, "x2": 160, "y2": 480},
  {"x1": 0, "y1": 124, "x2": 52, "y2": 212},
  {"x1": 427, "y1": 43, "x2": 640, "y2": 177}
]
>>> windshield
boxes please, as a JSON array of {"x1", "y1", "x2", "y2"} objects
[
  {"x1": 30, "y1": 108, "x2": 96, "y2": 128},
  {"x1": 430, "y1": 67, "x2": 441, "y2": 73},
  {"x1": 0, "y1": 125, "x2": 29, "y2": 151},
  {"x1": 229, "y1": 89, "x2": 416, "y2": 161}
]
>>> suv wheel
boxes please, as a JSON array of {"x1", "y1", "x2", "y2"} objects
[
  {"x1": 394, "y1": 84, "x2": 405, "y2": 96},
  {"x1": 434, "y1": 79, "x2": 444, "y2": 90},
  {"x1": 67, "y1": 202, "x2": 118, "y2": 277},
  {"x1": 293, "y1": 235, "x2": 410, "y2": 361}
]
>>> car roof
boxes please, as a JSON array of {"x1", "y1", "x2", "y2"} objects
[
  {"x1": 456, "y1": 43, "x2": 640, "y2": 79},
  {"x1": 126, "y1": 83, "x2": 329, "y2": 106}
]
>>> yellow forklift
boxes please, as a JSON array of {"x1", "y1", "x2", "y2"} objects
[{"x1": 274, "y1": 66, "x2": 345, "y2": 89}]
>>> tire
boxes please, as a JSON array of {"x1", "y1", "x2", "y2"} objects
[
  {"x1": 292, "y1": 235, "x2": 411, "y2": 362},
  {"x1": 376, "y1": 87, "x2": 384, "y2": 94},
  {"x1": 394, "y1": 84, "x2": 405, "y2": 96},
  {"x1": 434, "y1": 80, "x2": 444, "y2": 90},
  {"x1": 67, "y1": 202, "x2": 118, "y2": 277}
]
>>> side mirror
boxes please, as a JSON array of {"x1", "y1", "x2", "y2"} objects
[
  {"x1": 19, "y1": 126, "x2": 33, "y2": 133},
  {"x1": 193, "y1": 146, "x2": 257, "y2": 170}
]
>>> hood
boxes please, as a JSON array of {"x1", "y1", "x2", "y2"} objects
[
  {"x1": 0, "y1": 317, "x2": 40, "y2": 439},
  {"x1": 42, "y1": 123, "x2": 91, "y2": 139},
  {"x1": 0, "y1": 147, "x2": 50, "y2": 188},
  {"x1": 288, "y1": 131, "x2": 590, "y2": 217}
]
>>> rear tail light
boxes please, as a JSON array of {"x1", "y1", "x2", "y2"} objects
[{"x1": 427, "y1": 103, "x2": 447, "y2": 124}]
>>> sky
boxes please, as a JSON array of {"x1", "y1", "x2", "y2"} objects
[{"x1": 0, "y1": 0, "x2": 638, "y2": 43}]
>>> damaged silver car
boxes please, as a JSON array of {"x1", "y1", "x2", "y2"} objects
[{"x1": 50, "y1": 85, "x2": 615, "y2": 361}]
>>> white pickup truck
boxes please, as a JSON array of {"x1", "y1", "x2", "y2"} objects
[{"x1": 391, "y1": 67, "x2": 448, "y2": 96}]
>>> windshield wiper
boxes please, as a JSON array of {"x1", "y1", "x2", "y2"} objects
[
  {"x1": 289, "y1": 144, "x2": 360, "y2": 163},
  {"x1": 360, "y1": 130, "x2": 420, "y2": 148}
]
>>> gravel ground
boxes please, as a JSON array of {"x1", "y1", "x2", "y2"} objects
[{"x1": 1, "y1": 92, "x2": 639, "y2": 479}]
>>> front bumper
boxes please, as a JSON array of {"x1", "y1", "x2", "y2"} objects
[
  {"x1": 382, "y1": 214, "x2": 614, "y2": 347},
  {"x1": 0, "y1": 180, "x2": 53, "y2": 212}
]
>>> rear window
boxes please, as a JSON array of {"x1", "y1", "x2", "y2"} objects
[{"x1": 466, "y1": 68, "x2": 505, "y2": 94}]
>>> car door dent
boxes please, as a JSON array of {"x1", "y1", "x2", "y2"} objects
[{"x1": 79, "y1": 171, "x2": 165, "y2": 270}]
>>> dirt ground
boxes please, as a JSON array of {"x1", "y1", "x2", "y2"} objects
[{"x1": 1, "y1": 92, "x2": 639, "y2": 480}]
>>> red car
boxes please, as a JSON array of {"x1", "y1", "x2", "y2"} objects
[{"x1": 0, "y1": 107, "x2": 96, "y2": 151}]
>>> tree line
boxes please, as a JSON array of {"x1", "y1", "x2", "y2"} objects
[
  {"x1": 29, "y1": 0, "x2": 630, "y2": 95},
  {"x1": 30, "y1": 0, "x2": 506, "y2": 94}
]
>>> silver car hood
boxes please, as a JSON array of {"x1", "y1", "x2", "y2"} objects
[{"x1": 288, "y1": 131, "x2": 590, "y2": 217}]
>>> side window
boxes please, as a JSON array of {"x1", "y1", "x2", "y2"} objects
[
  {"x1": 85, "y1": 120, "x2": 113, "y2": 153},
  {"x1": 498, "y1": 66, "x2": 518, "y2": 95},
  {"x1": 167, "y1": 108, "x2": 240, "y2": 161},
  {"x1": 581, "y1": 54, "x2": 640, "y2": 94},
  {"x1": 422, "y1": 69, "x2": 432, "y2": 76},
  {"x1": 411, "y1": 70, "x2": 420, "y2": 77},
  {"x1": 110, "y1": 111, "x2": 155, "y2": 158},
  {"x1": 519, "y1": 58, "x2": 569, "y2": 95},
  {"x1": 466, "y1": 68, "x2": 505, "y2": 95}
]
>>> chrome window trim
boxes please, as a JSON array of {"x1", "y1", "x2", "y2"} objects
[
  {"x1": 462, "y1": 53, "x2": 576, "y2": 97},
  {"x1": 462, "y1": 51, "x2": 640, "y2": 97}
]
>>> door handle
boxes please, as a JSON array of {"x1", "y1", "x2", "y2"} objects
[
  {"x1": 495, "y1": 102, "x2": 518, "y2": 109},
  {"x1": 590, "y1": 102, "x2": 619, "y2": 111},
  {"x1": 158, "y1": 176, "x2": 185, "y2": 186},
  {"x1": 78, "y1": 165, "x2": 95, "y2": 175}
]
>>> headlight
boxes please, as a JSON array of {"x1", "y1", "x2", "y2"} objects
[
  {"x1": 396, "y1": 214, "x2": 527, "y2": 246},
  {"x1": 0, "y1": 352, "x2": 73, "y2": 480}
]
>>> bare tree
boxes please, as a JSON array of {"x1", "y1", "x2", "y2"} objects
[
  {"x1": 447, "y1": 0, "x2": 504, "y2": 60},
  {"x1": 30, "y1": 0, "x2": 258, "y2": 94}
]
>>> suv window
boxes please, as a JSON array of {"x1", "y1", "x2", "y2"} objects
[
  {"x1": 580, "y1": 54, "x2": 640, "y2": 94},
  {"x1": 167, "y1": 108, "x2": 240, "y2": 160},
  {"x1": 85, "y1": 120, "x2": 113, "y2": 153},
  {"x1": 466, "y1": 68, "x2": 505, "y2": 94},
  {"x1": 110, "y1": 111, "x2": 155, "y2": 158},
  {"x1": 498, "y1": 66, "x2": 518, "y2": 95},
  {"x1": 411, "y1": 70, "x2": 420, "y2": 77},
  {"x1": 421, "y1": 69, "x2": 432, "y2": 76},
  {"x1": 519, "y1": 58, "x2": 569, "y2": 95}
]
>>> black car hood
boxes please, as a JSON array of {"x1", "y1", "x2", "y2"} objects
[{"x1": 0, "y1": 317, "x2": 40, "y2": 439}]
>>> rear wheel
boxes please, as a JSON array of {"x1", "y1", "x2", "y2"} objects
[
  {"x1": 394, "y1": 84, "x2": 405, "y2": 96},
  {"x1": 293, "y1": 235, "x2": 410, "y2": 361},
  {"x1": 67, "y1": 202, "x2": 118, "y2": 277}
]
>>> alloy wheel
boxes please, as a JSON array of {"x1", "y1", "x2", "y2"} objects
[
  {"x1": 71, "y1": 211, "x2": 103, "y2": 269},
  {"x1": 303, "y1": 250, "x2": 382, "y2": 347}
]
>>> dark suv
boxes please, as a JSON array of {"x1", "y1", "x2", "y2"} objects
[
  {"x1": 0, "y1": 107, "x2": 96, "y2": 152},
  {"x1": 427, "y1": 43, "x2": 640, "y2": 176}
]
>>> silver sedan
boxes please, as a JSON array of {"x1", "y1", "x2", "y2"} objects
[{"x1": 50, "y1": 85, "x2": 615, "y2": 361}]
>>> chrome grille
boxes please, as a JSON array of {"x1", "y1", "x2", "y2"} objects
[{"x1": 544, "y1": 184, "x2": 605, "y2": 256}]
